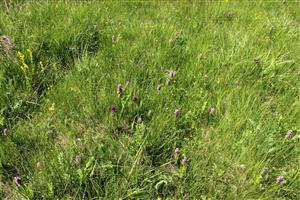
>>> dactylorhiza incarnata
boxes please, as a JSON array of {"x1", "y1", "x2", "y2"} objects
[
  {"x1": 36, "y1": 162, "x2": 43, "y2": 169},
  {"x1": 166, "y1": 79, "x2": 172, "y2": 85},
  {"x1": 286, "y1": 130, "x2": 293, "y2": 139},
  {"x1": 3, "y1": 128, "x2": 8, "y2": 136},
  {"x1": 137, "y1": 117, "x2": 143, "y2": 123},
  {"x1": 14, "y1": 176, "x2": 21, "y2": 186},
  {"x1": 276, "y1": 176, "x2": 285, "y2": 185},
  {"x1": 261, "y1": 167, "x2": 269, "y2": 176},
  {"x1": 168, "y1": 70, "x2": 177, "y2": 78},
  {"x1": 156, "y1": 84, "x2": 161, "y2": 91},
  {"x1": 182, "y1": 155, "x2": 189, "y2": 165},
  {"x1": 208, "y1": 107, "x2": 215, "y2": 115},
  {"x1": 111, "y1": 105, "x2": 116, "y2": 113},
  {"x1": 75, "y1": 155, "x2": 81, "y2": 163},
  {"x1": 175, "y1": 109, "x2": 181, "y2": 118},
  {"x1": 117, "y1": 83, "x2": 122, "y2": 97}
]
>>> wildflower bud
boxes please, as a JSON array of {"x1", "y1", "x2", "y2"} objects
[
  {"x1": 208, "y1": 107, "x2": 215, "y2": 115},
  {"x1": 174, "y1": 147, "x2": 180, "y2": 155},
  {"x1": 276, "y1": 176, "x2": 285, "y2": 185},
  {"x1": 182, "y1": 155, "x2": 189, "y2": 165},
  {"x1": 117, "y1": 83, "x2": 122, "y2": 97},
  {"x1": 3, "y1": 128, "x2": 8, "y2": 136},
  {"x1": 156, "y1": 84, "x2": 161, "y2": 91},
  {"x1": 175, "y1": 109, "x2": 181, "y2": 118},
  {"x1": 111, "y1": 105, "x2": 116, "y2": 113},
  {"x1": 168, "y1": 70, "x2": 176, "y2": 78},
  {"x1": 286, "y1": 130, "x2": 293, "y2": 139},
  {"x1": 14, "y1": 176, "x2": 22, "y2": 187}
]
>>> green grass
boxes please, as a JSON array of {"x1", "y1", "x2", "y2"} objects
[{"x1": 0, "y1": 0, "x2": 300, "y2": 199}]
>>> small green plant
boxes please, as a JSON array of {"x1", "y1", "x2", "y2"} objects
[{"x1": 77, "y1": 156, "x2": 96, "y2": 186}]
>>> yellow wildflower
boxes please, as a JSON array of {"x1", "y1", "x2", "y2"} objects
[
  {"x1": 20, "y1": 63, "x2": 29, "y2": 73},
  {"x1": 40, "y1": 61, "x2": 45, "y2": 74},
  {"x1": 23, "y1": 63, "x2": 29, "y2": 69},
  {"x1": 17, "y1": 51, "x2": 25, "y2": 62},
  {"x1": 26, "y1": 49, "x2": 33, "y2": 62},
  {"x1": 20, "y1": 65, "x2": 26, "y2": 73}
]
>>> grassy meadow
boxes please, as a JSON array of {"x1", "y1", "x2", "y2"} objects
[{"x1": 0, "y1": 0, "x2": 300, "y2": 199}]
